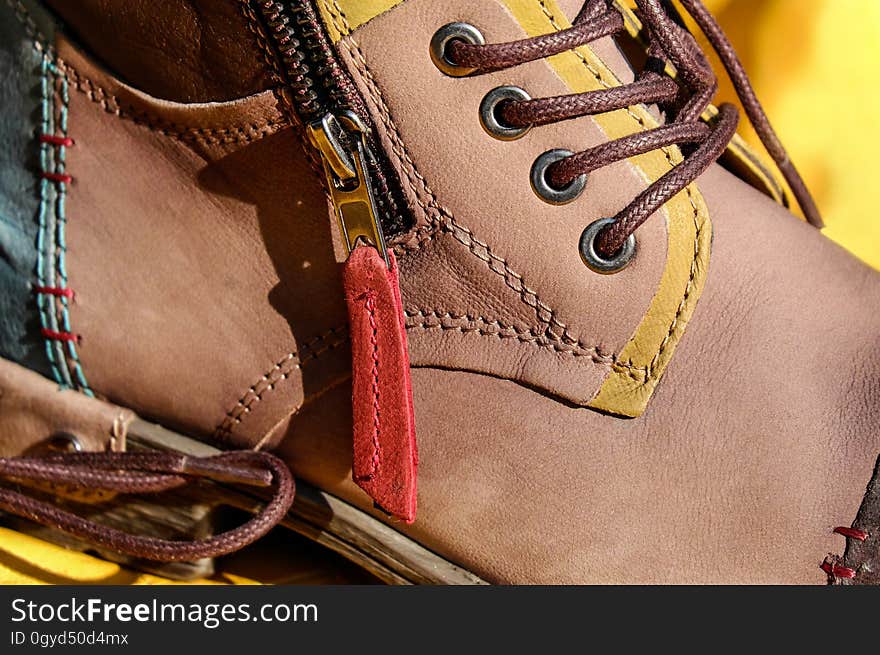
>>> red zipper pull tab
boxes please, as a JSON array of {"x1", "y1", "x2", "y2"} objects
[
  {"x1": 308, "y1": 112, "x2": 418, "y2": 522},
  {"x1": 343, "y1": 247, "x2": 417, "y2": 522}
]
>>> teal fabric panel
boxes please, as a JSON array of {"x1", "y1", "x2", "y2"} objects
[{"x1": 0, "y1": 0, "x2": 53, "y2": 375}]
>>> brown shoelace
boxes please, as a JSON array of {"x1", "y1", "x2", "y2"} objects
[
  {"x1": 0, "y1": 450, "x2": 294, "y2": 561},
  {"x1": 0, "y1": 1, "x2": 817, "y2": 564},
  {"x1": 447, "y1": 0, "x2": 822, "y2": 257}
]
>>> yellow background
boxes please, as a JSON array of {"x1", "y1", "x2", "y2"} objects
[
  {"x1": 703, "y1": 0, "x2": 880, "y2": 269},
  {"x1": 1, "y1": 0, "x2": 877, "y2": 585}
]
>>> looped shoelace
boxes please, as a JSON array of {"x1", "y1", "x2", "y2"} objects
[
  {"x1": 0, "y1": 0, "x2": 820, "y2": 565},
  {"x1": 0, "y1": 450, "x2": 294, "y2": 562},
  {"x1": 447, "y1": 0, "x2": 822, "y2": 257}
]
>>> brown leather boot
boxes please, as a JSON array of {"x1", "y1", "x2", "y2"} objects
[{"x1": 0, "y1": 0, "x2": 877, "y2": 584}]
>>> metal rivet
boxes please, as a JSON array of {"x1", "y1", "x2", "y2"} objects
[
  {"x1": 430, "y1": 22, "x2": 485, "y2": 77},
  {"x1": 46, "y1": 432, "x2": 83, "y2": 453},
  {"x1": 579, "y1": 217, "x2": 637, "y2": 274},
  {"x1": 530, "y1": 149, "x2": 587, "y2": 205},
  {"x1": 480, "y1": 85, "x2": 532, "y2": 140}
]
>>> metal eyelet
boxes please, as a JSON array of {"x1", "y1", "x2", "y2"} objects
[
  {"x1": 46, "y1": 432, "x2": 83, "y2": 453},
  {"x1": 480, "y1": 85, "x2": 532, "y2": 140},
  {"x1": 579, "y1": 217, "x2": 637, "y2": 274},
  {"x1": 530, "y1": 149, "x2": 587, "y2": 205},
  {"x1": 430, "y1": 22, "x2": 485, "y2": 77}
]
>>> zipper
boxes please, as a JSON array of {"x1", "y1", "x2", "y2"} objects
[
  {"x1": 251, "y1": 1, "x2": 420, "y2": 522},
  {"x1": 253, "y1": 0, "x2": 410, "y2": 242},
  {"x1": 307, "y1": 111, "x2": 391, "y2": 268}
]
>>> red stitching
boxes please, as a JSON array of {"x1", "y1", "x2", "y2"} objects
[
  {"x1": 834, "y1": 526, "x2": 869, "y2": 542},
  {"x1": 39, "y1": 134, "x2": 75, "y2": 147},
  {"x1": 40, "y1": 328, "x2": 79, "y2": 343},
  {"x1": 33, "y1": 285, "x2": 75, "y2": 299},
  {"x1": 364, "y1": 292, "x2": 382, "y2": 477},
  {"x1": 40, "y1": 171, "x2": 72, "y2": 184},
  {"x1": 821, "y1": 561, "x2": 856, "y2": 580}
]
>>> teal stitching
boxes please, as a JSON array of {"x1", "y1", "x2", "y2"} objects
[
  {"x1": 36, "y1": 53, "x2": 68, "y2": 387},
  {"x1": 35, "y1": 52, "x2": 93, "y2": 396},
  {"x1": 50, "y1": 60, "x2": 92, "y2": 396}
]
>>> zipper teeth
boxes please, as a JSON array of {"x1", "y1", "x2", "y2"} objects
[
  {"x1": 255, "y1": 0, "x2": 408, "y2": 235},
  {"x1": 257, "y1": 1, "x2": 324, "y2": 119},
  {"x1": 291, "y1": 4, "x2": 353, "y2": 111}
]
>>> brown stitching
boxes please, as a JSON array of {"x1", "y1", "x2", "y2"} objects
[
  {"x1": 214, "y1": 326, "x2": 349, "y2": 436},
  {"x1": 57, "y1": 62, "x2": 286, "y2": 145},
  {"x1": 328, "y1": 0, "x2": 699, "y2": 387},
  {"x1": 647, "y1": 193, "x2": 701, "y2": 376},
  {"x1": 325, "y1": 4, "x2": 446, "y2": 224},
  {"x1": 535, "y1": 0, "x2": 702, "y2": 386},
  {"x1": 215, "y1": 327, "x2": 348, "y2": 433},
  {"x1": 252, "y1": 371, "x2": 352, "y2": 452},
  {"x1": 403, "y1": 309, "x2": 644, "y2": 375},
  {"x1": 7, "y1": 0, "x2": 287, "y2": 146},
  {"x1": 326, "y1": 1, "x2": 447, "y2": 223},
  {"x1": 391, "y1": 221, "x2": 440, "y2": 251},
  {"x1": 607, "y1": 196, "x2": 701, "y2": 385},
  {"x1": 10, "y1": 0, "x2": 288, "y2": 147},
  {"x1": 238, "y1": 0, "x2": 282, "y2": 85},
  {"x1": 362, "y1": 293, "x2": 382, "y2": 478},
  {"x1": 608, "y1": 191, "x2": 700, "y2": 385},
  {"x1": 323, "y1": 0, "x2": 575, "y2": 340},
  {"x1": 349, "y1": 55, "x2": 567, "y2": 333},
  {"x1": 395, "y1": 223, "x2": 592, "y2": 345},
  {"x1": 330, "y1": 21, "x2": 583, "y2": 352}
]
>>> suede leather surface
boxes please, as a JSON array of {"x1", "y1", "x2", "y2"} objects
[
  {"x1": 0, "y1": 0, "x2": 52, "y2": 376},
  {"x1": 0, "y1": 357, "x2": 127, "y2": 457},
  {"x1": 43, "y1": 0, "x2": 276, "y2": 103},
  {"x1": 343, "y1": 248, "x2": 417, "y2": 522},
  {"x1": 2, "y1": 0, "x2": 878, "y2": 583},
  {"x1": 51, "y1": 32, "x2": 351, "y2": 447},
  {"x1": 284, "y1": 165, "x2": 880, "y2": 584},
  {"x1": 341, "y1": 0, "x2": 672, "y2": 409},
  {"x1": 274, "y1": 0, "x2": 880, "y2": 583}
]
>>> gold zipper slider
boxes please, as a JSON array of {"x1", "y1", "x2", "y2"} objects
[{"x1": 308, "y1": 111, "x2": 390, "y2": 269}]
